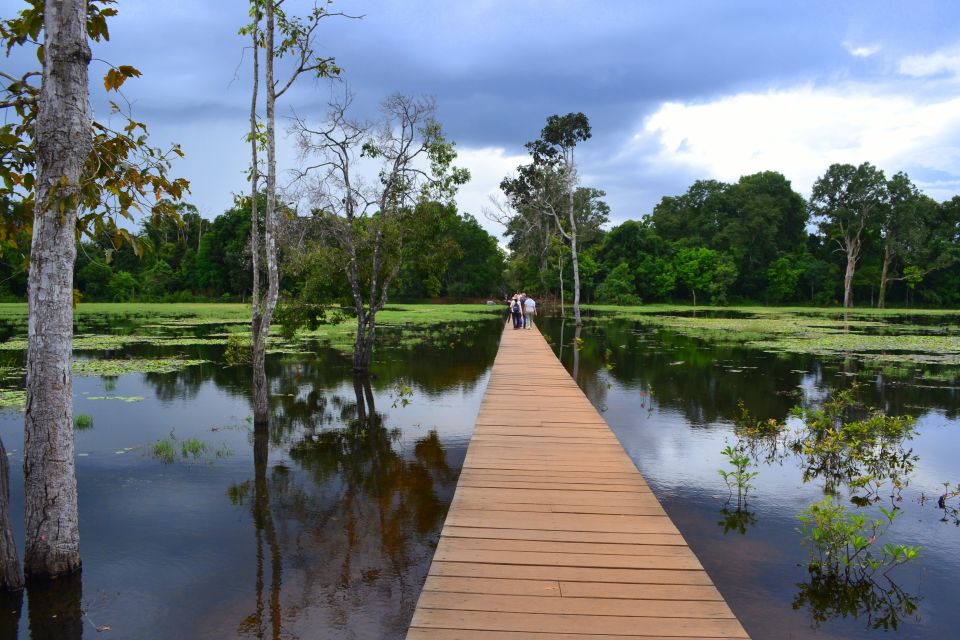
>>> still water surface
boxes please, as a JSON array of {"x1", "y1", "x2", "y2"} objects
[
  {"x1": 540, "y1": 314, "x2": 960, "y2": 640},
  {"x1": 0, "y1": 314, "x2": 504, "y2": 639},
  {"x1": 2, "y1": 309, "x2": 959, "y2": 639}
]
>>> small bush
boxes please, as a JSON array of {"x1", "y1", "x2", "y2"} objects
[
  {"x1": 798, "y1": 497, "x2": 920, "y2": 578},
  {"x1": 152, "y1": 439, "x2": 176, "y2": 464},
  {"x1": 180, "y1": 438, "x2": 207, "y2": 459},
  {"x1": 224, "y1": 332, "x2": 251, "y2": 365}
]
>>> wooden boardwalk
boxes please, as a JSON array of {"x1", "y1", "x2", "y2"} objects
[{"x1": 407, "y1": 323, "x2": 749, "y2": 639}]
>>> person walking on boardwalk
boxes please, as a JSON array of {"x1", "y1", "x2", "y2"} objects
[
  {"x1": 523, "y1": 294, "x2": 537, "y2": 329},
  {"x1": 509, "y1": 295, "x2": 523, "y2": 329}
]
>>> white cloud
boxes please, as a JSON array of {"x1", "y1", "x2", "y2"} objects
[
  {"x1": 639, "y1": 85, "x2": 960, "y2": 194},
  {"x1": 899, "y1": 48, "x2": 960, "y2": 78},
  {"x1": 452, "y1": 146, "x2": 528, "y2": 238},
  {"x1": 843, "y1": 41, "x2": 880, "y2": 58}
]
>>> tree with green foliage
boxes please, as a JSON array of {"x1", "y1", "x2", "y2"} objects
[
  {"x1": 389, "y1": 202, "x2": 504, "y2": 300},
  {"x1": 431, "y1": 208, "x2": 505, "y2": 299},
  {"x1": 766, "y1": 255, "x2": 804, "y2": 303},
  {"x1": 673, "y1": 247, "x2": 737, "y2": 306},
  {"x1": 595, "y1": 262, "x2": 640, "y2": 305},
  {"x1": 810, "y1": 163, "x2": 887, "y2": 309},
  {"x1": 650, "y1": 172, "x2": 807, "y2": 301},
  {"x1": 595, "y1": 219, "x2": 675, "y2": 302},
  {"x1": 502, "y1": 113, "x2": 594, "y2": 325}
]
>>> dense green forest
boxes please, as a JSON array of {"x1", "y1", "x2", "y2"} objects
[
  {"x1": 1, "y1": 163, "x2": 958, "y2": 308},
  {"x1": 0, "y1": 196, "x2": 507, "y2": 303},
  {"x1": 505, "y1": 164, "x2": 960, "y2": 308}
]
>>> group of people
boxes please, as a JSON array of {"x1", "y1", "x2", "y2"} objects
[{"x1": 508, "y1": 293, "x2": 536, "y2": 330}]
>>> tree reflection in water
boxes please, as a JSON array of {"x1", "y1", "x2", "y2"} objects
[
  {"x1": 26, "y1": 572, "x2": 83, "y2": 639},
  {"x1": 793, "y1": 571, "x2": 921, "y2": 631},
  {"x1": 731, "y1": 391, "x2": 924, "y2": 629},
  {"x1": 229, "y1": 376, "x2": 457, "y2": 638}
]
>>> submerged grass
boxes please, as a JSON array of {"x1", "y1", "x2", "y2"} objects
[
  {"x1": 73, "y1": 358, "x2": 208, "y2": 377},
  {"x1": 592, "y1": 305, "x2": 960, "y2": 367},
  {"x1": 151, "y1": 433, "x2": 232, "y2": 464},
  {"x1": 0, "y1": 389, "x2": 25, "y2": 410}
]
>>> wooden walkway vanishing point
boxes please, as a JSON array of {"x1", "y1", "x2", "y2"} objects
[{"x1": 407, "y1": 322, "x2": 750, "y2": 639}]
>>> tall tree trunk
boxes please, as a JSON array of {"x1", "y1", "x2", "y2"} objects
[
  {"x1": 843, "y1": 241, "x2": 858, "y2": 309},
  {"x1": 254, "y1": 1, "x2": 280, "y2": 425},
  {"x1": 558, "y1": 255, "x2": 565, "y2": 317},
  {"x1": 249, "y1": 16, "x2": 268, "y2": 426},
  {"x1": 24, "y1": 0, "x2": 90, "y2": 580},
  {"x1": 878, "y1": 243, "x2": 892, "y2": 309},
  {"x1": 567, "y1": 192, "x2": 582, "y2": 326},
  {"x1": 0, "y1": 437, "x2": 22, "y2": 591},
  {"x1": 353, "y1": 313, "x2": 370, "y2": 373}
]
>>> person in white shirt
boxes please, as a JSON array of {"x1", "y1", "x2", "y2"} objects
[{"x1": 523, "y1": 295, "x2": 536, "y2": 329}]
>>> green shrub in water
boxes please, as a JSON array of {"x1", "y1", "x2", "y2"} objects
[
  {"x1": 74, "y1": 414, "x2": 94, "y2": 431},
  {"x1": 180, "y1": 438, "x2": 207, "y2": 459},
  {"x1": 798, "y1": 497, "x2": 920, "y2": 578},
  {"x1": 224, "y1": 332, "x2": 251, "y2": 365},
  {"x1": 152, "y1": 439, "x2": 176, "y2": 464}
]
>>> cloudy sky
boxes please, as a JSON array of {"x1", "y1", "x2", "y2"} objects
[{"x1": 8, "y1": 0, "x2": 960, "y2": 236}]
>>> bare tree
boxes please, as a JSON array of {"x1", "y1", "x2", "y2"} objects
[
  {"x1": 293, "y1": 92, "x2": 468, "y2": 373},
  {"x1": 23, "y1": 0, "x2": 91, "y2": 579}
]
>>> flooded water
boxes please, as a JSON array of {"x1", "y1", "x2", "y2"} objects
[
  {"x1": 540, "y1": 314, "x2": 960, "y2": 640},
  {"x1": 0, "y1": 312, "x2": 504, "y2": 639},
  {"x1": 3, "y1": 307, "x2": 959, "y2": 639}
]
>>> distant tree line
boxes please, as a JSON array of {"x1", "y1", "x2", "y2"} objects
[
  {"x1": 504, "y1": 163, "x2": 960, "y2": 308},
  {"x1": 0, "y1": 196, "x2": 506, "y2": 304}
]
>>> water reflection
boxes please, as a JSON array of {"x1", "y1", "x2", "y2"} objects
[
  {"x1": 793, "y1": 572, "x2": 921, "y2": 632},
  {"x1": 540, "y1": 314, "x2": 960, "y2": 639},
  {"x1": 27, "y1": 574, "x2": 83, "y2": 639},
  {"x1": 0, "y1": 315, "x2": 503, "y2": 638},
  {"x1": 229, "y1": 376, "x2": 458, "y2": 638}
]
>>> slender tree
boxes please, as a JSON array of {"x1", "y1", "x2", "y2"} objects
[
  {"x1": 242, "y1": 1, "x2": 345, "y2": 423},
  {"x1": 502, "y1": 113, "x2": 592, "y2": 325},
  {"x1": 810, "y1": 162, "x2": 887, "y2": 309}
]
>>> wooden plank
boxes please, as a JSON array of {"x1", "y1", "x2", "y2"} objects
[
  {"x1": 440, "y1": 526, "x2": 686, "y2": 546},
  {"x1": 408, "y1": 631, "x2": 736, "y2": 640},
  {"x1": 430, "y1": 548, "x2": 703, "y2": 571},
  {"x1": 406, "y1": 323, "x2": 748, "y2": 639},
  {"x1": 428, "y1": 561, "x2": 715, "y2": 585},
  {"x1": 422, "y1": 576, "x2": 561, "y2": 597},
  {"x1": 560, "y1": 582, "x2": 725, "y2": 601},
  {"x1": 437, "y1": 537, "x2": 697, "y2": 558},
  {"x1": 410, "y1": 610, "x2": 749, "y2": 637},
  {"x1": 415, "y1": 592, "x2": 735, "y2": 619}
]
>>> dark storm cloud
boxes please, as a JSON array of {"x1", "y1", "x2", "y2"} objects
[{"x1": 5, "y1": 0, "x2": 960, "y2": 227}]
